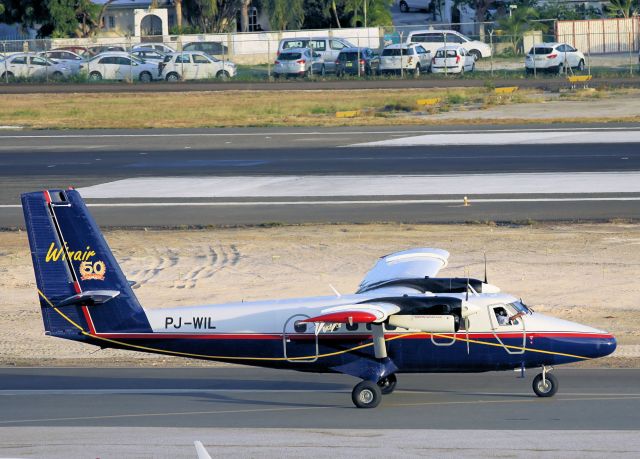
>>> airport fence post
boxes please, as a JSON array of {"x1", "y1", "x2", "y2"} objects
[
  {"x1": 128, "y1": 36, "x2": 133, "y2": 83},
  {"x1": 444, "y1": 33, "x2": 447, "y2": 76},
  {"x1": 489, "y1": 30, "x2": 494, "y2": 78},
  {"x1": 2, "y1": 42, "x2": 7, "y2": 84},
  {"x1": 358, "y1": 35, "x2": 361, "y2": 77},
  {"x1": 267, "y1": 38, "x2": 271, "y2": 80},
  {"x1": 629, "y1": 30, "x2": 634, "y2": 77},
  {"x1": 399, "y1": 31, "x2": 403, "y2": 79}
]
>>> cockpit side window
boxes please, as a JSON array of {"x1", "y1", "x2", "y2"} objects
[{"x1": 494, "y1": 306, "x2": 510, "y2": 326}]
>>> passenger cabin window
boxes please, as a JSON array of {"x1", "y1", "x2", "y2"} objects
[
  {"x1": 346, "y1": 322, "x2": 359, "y2": 331},
  {"x1": 294, "y1": 321, "x2": 307, "y2": 333}
]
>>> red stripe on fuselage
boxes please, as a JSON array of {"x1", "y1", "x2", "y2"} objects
[{"x1": 91, "y1": 331, "x2": 614, "y2": 340}]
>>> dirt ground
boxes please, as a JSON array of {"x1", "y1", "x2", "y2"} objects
[{"x1": 1, "y1": 222, "x2": 638, "y2": 367}]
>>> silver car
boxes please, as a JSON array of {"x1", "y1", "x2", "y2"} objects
[
  {"x1": 273, "y1": 48, "x2": 325, "y2": 78},
  {"x1": 1, "y1": 53, "x2": 73, "y2": 80},
  {"x1": 39, "y1": 50, "x2": 85, "y2": 74}
]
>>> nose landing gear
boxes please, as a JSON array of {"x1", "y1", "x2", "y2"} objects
[{"x1": 533, "y1": 366, "x2": 558, "y2": 397}]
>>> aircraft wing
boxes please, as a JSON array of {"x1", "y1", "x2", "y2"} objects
[
  {"x1": 300, "y1": 303, "x2": 401, "y2": 325},
  {"x1": 358, "y1": 248, "x2": 450, "y2": 292}
]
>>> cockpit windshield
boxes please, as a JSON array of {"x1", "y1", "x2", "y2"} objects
[{"x1": 508, "y1": 300, "x2": 531, "y2": 314}]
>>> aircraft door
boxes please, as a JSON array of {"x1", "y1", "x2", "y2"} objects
[
  {"x1": 282, "y1": 314, "x2": 318, "y2": 362},
  {"x1": 489, "y1": 304, "x2": 526, "y2": 354}
]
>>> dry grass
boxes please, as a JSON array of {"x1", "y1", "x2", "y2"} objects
[
  {"x1": 1, "y1": 87, "x2": 639, "y2": 129},
  {"x1": 0, "y1": 88, "x2": 520, "y2": 129}
]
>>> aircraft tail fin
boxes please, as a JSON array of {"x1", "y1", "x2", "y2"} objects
[{"x1": 21, "y1": 189, "x2": 151, "y2": 337}]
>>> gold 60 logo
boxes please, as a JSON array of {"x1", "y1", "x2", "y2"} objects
[{"x1": 80, "y1": 260, "x2": 106, "y2": 281}]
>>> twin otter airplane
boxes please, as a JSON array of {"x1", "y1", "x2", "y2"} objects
[{"x1": 23, "y1": 189, "x2": 616, "y2": 408}]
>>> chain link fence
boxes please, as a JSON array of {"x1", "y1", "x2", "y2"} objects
[{"x1": 1, "y1": 21, "x2": 639, "y2": 83}]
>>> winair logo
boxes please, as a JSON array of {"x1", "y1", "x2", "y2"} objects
[{"x1": 45, "y1": 242, "x2": 106, "y2": 281}]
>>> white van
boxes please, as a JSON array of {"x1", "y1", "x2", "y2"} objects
[
  {"x1": 406, "y1": 30, "x2": 492, "y2": 60},
  {"x1": 277, "y1": 36, "x2": 354, "y2": 73}
]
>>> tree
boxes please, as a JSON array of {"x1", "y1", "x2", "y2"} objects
[
  {"x1": 341, "y1": 0, "x2": 393, "y2": 27},
  {"x1": 181, "y1": 0, "x2": 240, "y2": 33},
  {"x1": 607, "y1": 0, "x2": 638, "y2": 18},
  {"x1": 497, "y1": 5, "x2": 540, "y2": 54},
  {"x1": 454, "y1": 0, "x2": 498, "y2": 39},
  {"x1": 239, "y1": 0, "x2": 250, "y2": 31},
  {"x1": 263, "y1": 0, "x2": 304, "y2": 30}
]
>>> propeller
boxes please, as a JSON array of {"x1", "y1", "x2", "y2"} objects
[
  {"x1": 484, "y1": 252, "x2": 488, "y2": 284},
  {"x1": 465, "y1": 275, "x2": 469, "y2": 301}
]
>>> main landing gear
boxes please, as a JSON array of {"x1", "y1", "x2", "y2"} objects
[
  {"x1": 532, "y1": 366, "x2": 558, "y2": 397},
  {"x1": 351, "y1": 374, "x2": 397, "y2": 408}
]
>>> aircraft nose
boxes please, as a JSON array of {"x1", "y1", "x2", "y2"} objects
[{"x1": 597, "y1": 333, "x2": 617, "y2": 358}]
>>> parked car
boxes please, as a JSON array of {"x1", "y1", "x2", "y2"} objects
[
  {"x1": 81, "y1": 52, "x2": 158, "y2": 82},
  {"x1": 182, "y1": 41, "x2": 229, "y2": 58},
  {"x1": 398, "y1": 0, "x2": 430, "y2": 12},
  {"x1": 87, "y1": 45, "x2": 127, "y2": 56},
  {"x1": 132, "y1": 43, "x2": 175, "y2": 54},
  {"x1": 160, "y1": 51, "x2": 237, "y2": 81},
  {"x1": 39, "y1": 50, "x2": 84, "y2": 74},
  {"x1": 406, "y1": 29, "x2": 492, "y2": 60},
  {"x1": 278, "y1": 36, "x2": 354, "y2": 73},
  {"x1": 55, "y1": 46, "x2": 92, "y2": 58},
  {"x1": 130, "y1": 49, "x2": 167, "y2": 62},
  {"x1": 379, "y1": 43, "x2": 431, "y2": 76},
  {"x1": 335, "y1": 47, "x2": 380, "y2": 76},
  {"x1": 525, "y1": 43, "x2": 585, "y2": 74},
  {"x1": 0, "y1": 53, "x2": 73, "y2": 80},
  {"x1": 430, "y1": 45, "x2": 475, "y2": 74},
  {"x1": 273, "y1": 47, "x2": 325, "y2": 78}
]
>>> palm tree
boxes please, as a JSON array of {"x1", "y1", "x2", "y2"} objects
[{"x1": 497, "y1": 6, "x2": 540, "y2": 54}]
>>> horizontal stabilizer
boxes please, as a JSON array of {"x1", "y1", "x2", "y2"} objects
[{"x1": 56, "y1": 290, "x2": 120, "y2": 307}]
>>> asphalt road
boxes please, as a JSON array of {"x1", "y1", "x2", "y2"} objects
[
  {"x1": 1, "y1": 124, "x2": 639, "y2": 227},
  {"x1": 0, "y1": 367, "x2": 638, "y2": 429},
  {"x1": 1, "y1": 76, "x2": 640, "y2": 94}
]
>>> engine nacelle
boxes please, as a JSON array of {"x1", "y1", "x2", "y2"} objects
[{"x1": 389, "y1": 314, "x2": 456, "y2": 333}]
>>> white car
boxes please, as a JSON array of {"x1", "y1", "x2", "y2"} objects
[
  {"x1": 130, "y1": 49, "x2": 167, "y2": 62},
  {"x1": 430, "y1": 45, "x2": 475, "y2": 74},
  {"x1": 132, "y1": 43, "x2": 176, "y2": 54},
  {"x1": 406, "y1": 29, "x2": 492, "y2": 60},
  {"x1": 379, "y1": 43, "x2": 431, "y2": 76},
  {"x1": 160, "y1": 51, "x2": 237, "y2": 81},
  {"x1": 0, "y1": 53, "x2": 73, "y2": 80},
  {"x1": 39, "y1": 50, "x2": 85, "y2": 74},
  {"x1": 81, "y1": 52, "x2": 158, "y2": 82},
  {"x1": 525, "y1": 43, "x2": 586, "y2": 74}
]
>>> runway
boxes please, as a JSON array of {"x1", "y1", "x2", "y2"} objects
[
  {"x1": 1, "y1": 367, "x2": 639, "y2": 457},
  {"x1": 1, "y1": 367, "x2": 639, "y2": 429},
  {"x1": 1, "y1": 124, "x2": 639, "y2": 227}
]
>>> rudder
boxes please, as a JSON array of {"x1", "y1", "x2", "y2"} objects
[{"x1": 21, "y1": 189, "x2": 151, "y2": 337}]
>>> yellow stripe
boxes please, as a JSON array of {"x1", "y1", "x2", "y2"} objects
[{"x1": 37, "y1": 290, "x2": 590, "y2": 362}]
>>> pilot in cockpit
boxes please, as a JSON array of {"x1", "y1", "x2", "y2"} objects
[{"x1": 496, "y1": 307, "x2": 525, "y2": 326}]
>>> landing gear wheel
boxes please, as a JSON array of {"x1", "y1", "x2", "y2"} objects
[
  {"x1": 377, "y1": 374, "x2": 397, "y2": 395},
  {"x1": 352, "y1": 380, "x2": 382, "y2": 408},
  {"x1": 532, "y1": 373, "x2": 558, "y2": 397}
]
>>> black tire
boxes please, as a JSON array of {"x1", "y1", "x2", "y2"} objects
[
  {"x1": 352, "y1": 380, "x2": 382, "y2": 408},
  {"x1": 51, "y1": 71, "x2": 64, "y2": 81},
  {"x1": 319, "y1": 65, "x2": 326, "y2": 77},
  {"x1": 166, "y1": 72, "x2": 180, "y2": 82},
  {"x1": 469, "y1": 49, "x2": 481, "y2": 61},
  {"x1": 139, "y1": 71, "x2": 152, "y2": 83},
  {"x1": 577, "y1": 59, "x2": 585, "y2": 71},
  {"x1": 216, "y1": 70, "x2": 230, "y2": 80},
  {"x1": 0, "y1": 71, "x2": 14, "y2": 82},
  {"x1": 89, "y1": 71, "x2": 102, "y2": 81},
  {"x1": 399, "y1": 1, "x2": 409, "y2": 12},
  {"x1": 525, "y1": 68, "x2": 534, "y2": 75},
  {"x1": 413, "y1": 64, "x2": 421, "y2": 78},
  {"x1": 532, "y1": 373, "x2": 558, "y2": 397},
  {"x1": 377, "y1": 374, "x2": 397, "y2": 395},
  {"x1": 304, "y1": 68, "x2": 311, "y2": 78}
]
